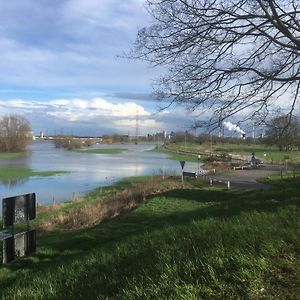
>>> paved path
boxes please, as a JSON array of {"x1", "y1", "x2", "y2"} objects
[{"x1": 208, "y1": 164, "x2": 282, "y2": 190}]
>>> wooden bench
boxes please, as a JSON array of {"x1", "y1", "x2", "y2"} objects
[{"x1": 183, "y1": 171, "x2": 197, "y2": 178}]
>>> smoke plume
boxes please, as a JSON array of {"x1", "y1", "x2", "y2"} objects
[{"x1": 223, "y1": 121, "x2": 245, "y2": 134}]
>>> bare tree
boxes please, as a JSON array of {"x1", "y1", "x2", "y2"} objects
[
  {"x1": 131, "y1": 0, "x2": 300, "y2": 127},
  {"x1": 0, "y1": 115, "x2": 32, "y2": 152},
  {"x1": 265, "y1": 115, "x2": 300, "y2": 151}
]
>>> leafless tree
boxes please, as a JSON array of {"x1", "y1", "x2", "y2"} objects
[
  {"x1": 265, "y1": 115, "x2": 300, "y2": 151},
  {"x1": 131, "y1": 0, "x2": 300, "y2": 128},
  {"x1": 0, "y1": 115, "x2": 32, "y2": 152}
]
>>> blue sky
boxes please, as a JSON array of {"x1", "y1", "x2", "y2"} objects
[{"x1": 0, "y1": 0, "x2": 197, "y2": 136}]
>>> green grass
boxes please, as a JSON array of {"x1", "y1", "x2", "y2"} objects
[
  {"x1": 0, "y1": 168, "x2": 69, "y2": 181},
  {"x1": 76, "y1": 148, "x2": 127, "y2": 154},
  {"x1": 0, "y1": 152, "x2": 26, "y2": 159},
  {"x1": 0, "y1": 175, "x2": 299, "y2": 299},
  {"x1": 153, "y1": 146, "x2": 207, "y2": 162},
  {"x1": 164, "y1": 142, "x2": 300, "y2": 164}
]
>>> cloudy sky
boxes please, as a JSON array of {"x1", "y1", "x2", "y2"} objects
[{"x1": 0, "y1": 0, "x2": 196, "y2": 136}]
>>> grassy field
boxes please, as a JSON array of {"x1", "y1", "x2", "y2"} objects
[
  {"x1": 153, "y1": 145, "x2": 207, "y2": 162},
  {"x1": 161, "y1": 142, "x2": 300, "y2": 164},
  {"x1": 0, "y1": 167, "x2": 69, "y2": 181},
  {"x1": 76, "y1": 148, "x2": 127, "y2": 154},
  {"x1": 0, "y1": 174, "x2": 299, "y2": 299},
  {"x1": 153, "y1": 148, "x2": 205, "y2": 162}
]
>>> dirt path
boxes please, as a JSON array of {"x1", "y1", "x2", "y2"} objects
[{"x1": 209, "y1": 164, "x2": 282, "y2": 190}]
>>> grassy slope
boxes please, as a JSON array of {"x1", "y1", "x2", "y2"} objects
[
  {"x1": 0, "y1": 176, "x2": 299, "y2": 299},
  {"x1": 76, "y1": 148, "x2": 127, "y2": 154}
]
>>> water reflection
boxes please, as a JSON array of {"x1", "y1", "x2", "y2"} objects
[
  {"x1": 0, "y1": 177, "x2": 29, "y2": 187},
  {"x1": 0, "y1": 141, "x2": 200, "y2": 211}
]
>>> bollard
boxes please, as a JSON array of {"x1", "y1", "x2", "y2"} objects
[
  {"x1": 210, "y1": 178, "x2": 213, "y2": 185},
  {"x1": 227, "y1": 181, "x2": 230, "y2": 190}
]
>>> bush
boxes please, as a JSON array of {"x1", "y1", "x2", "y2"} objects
[
  {"x1": 0, "y1": 114, "x2": 32, "y2": 152},
  {"x1": 53, "y1": 136, "x2": 82, "y2": 150}
]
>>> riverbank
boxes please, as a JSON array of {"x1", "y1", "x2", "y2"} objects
[
  {"x1": 75, "y1": 148, "x2": 128, "y2": 154},
  {"x1": 0, "y1": 172, "x2": 299, "y2": 299}
]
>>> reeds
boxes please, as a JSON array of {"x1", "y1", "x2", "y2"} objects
[{"x1": 38, "y1": 176, "x2": 186, "y2": 231}]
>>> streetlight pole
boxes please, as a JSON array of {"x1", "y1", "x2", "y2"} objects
[{"x1": 197, "y1": 154, "x2": 201, "y2": 176}]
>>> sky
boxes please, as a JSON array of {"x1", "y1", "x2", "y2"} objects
[{"x1": 0, "y1": 0, "x2": 197, "y2": 136}]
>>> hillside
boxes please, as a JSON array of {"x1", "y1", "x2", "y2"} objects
[{"x1": 0, "y1": 175, "x2": 299, "y2": 299}]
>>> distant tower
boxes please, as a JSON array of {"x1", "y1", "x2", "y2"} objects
[
  {"x1": 219, "y1": 124, "x2": 224, "y2": 138},
  {"x1": 40, "y1": 131, "x2": 44, "y2": 139},
  {"x1": 135, "y1": 108, "x2": 139, "y2": 144},
  {"x1": 218, "y1": 109, "x2": 224, "y2": 137},
  {"x1": 163, "y1": 130, "x2": 167, "y2": 139}
]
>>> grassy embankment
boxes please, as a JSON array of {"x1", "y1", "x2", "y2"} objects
[
  {"x1": 156, "y1": 142, "x2": 300, "y2": 164},
  {"x1": 76, "y1": 148, "x2": 127, "y2": 154},
  {"x1": 0, "y1": 172, "x2": 299, "y2": 299}
]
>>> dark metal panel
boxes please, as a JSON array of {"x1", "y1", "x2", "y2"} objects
[
  {"x1": 27, "y1": 193, "x2": 36, "y2": 221},
  {"x1": 3, "y1": 236, "x2": 14, "y2": 264},
  {"x1": 26, "y1": 230, "x2": 36, "y2": 254},
  {"x1": 2, "y1": 197, "x2": 15, "y2": 228},
  {"x1": 2, "y1": 193, "x2": 36, "y2": 227}
]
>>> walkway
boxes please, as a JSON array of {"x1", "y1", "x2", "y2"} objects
[{"x1": 209, "y1": 164, "x2": 282, "y2": 190}]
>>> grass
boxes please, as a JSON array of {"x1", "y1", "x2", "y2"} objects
[
  {"x1": 76, "y1": 148, "x2": 128, "y2": 154},
  {"x1": 0, "y1": 152, "x2": 26, "y2": 159},
  {"x1": 153, "y1": 145, "x2": 207, "y2": 162},
  {"x1": 0, "y1": 174, "x2": 299, "y2": 299},
  {"x1": 162, "y1": 142, "x2": 300, "y2": 164},
  {"x1": 0, "y1": 167, "x2": 69, "y2": 181}
]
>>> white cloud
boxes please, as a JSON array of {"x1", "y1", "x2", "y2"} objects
[
  {"x1": 0, "y1": 2, "x2": 195, "y2": 135},
  {"x1": 0, "y1": 97, "x2": 168, "y2": 135},
  {"x1": 47, "y1": 97, "x2": 150, "y2": 118},
  {"x1": 116, "y1": 118, "x2": 163, "y2": 128}
]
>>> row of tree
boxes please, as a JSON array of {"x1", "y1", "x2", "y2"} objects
[
  {"x1": 166, "y1": 115, "x2": 300, "y2": 152},
  {"x1": 0, "y1": 113, "x2": 299, "y2": 153}
]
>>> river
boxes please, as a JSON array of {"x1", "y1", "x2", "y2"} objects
[{"x1": 0, "y1": 141, "x2": 199, "y2": 210}]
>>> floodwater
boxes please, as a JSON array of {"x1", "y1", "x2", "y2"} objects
[{"x1": 0, "y1": 141, "x2": 200, "y2": 210}]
